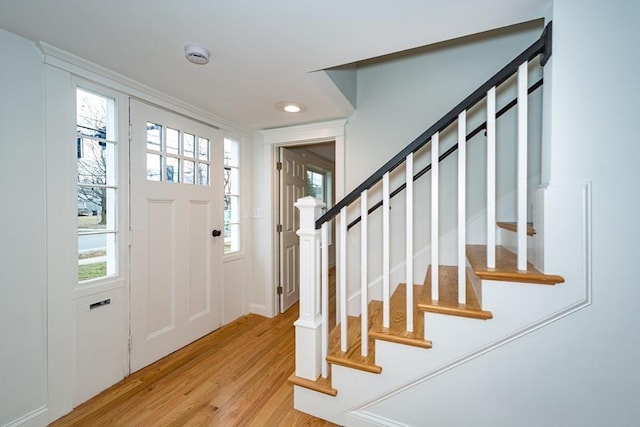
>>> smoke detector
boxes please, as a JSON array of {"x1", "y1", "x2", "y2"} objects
[{"x1": 184, "y1": 44, "x2": 210, "y2": 65}]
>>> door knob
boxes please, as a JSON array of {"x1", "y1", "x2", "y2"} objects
[{"x1": 212, "y1": 229, "x2": 222, "y2": 237}]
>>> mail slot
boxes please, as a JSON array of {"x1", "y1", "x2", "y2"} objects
[{"x1": 89, "y1": 298, "x2": 111, "y2": 310}]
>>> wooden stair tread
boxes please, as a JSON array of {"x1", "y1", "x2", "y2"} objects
[
  {"x1": 417, "y1": 265, "x2": 493, "y2": 320},
  {"x1": 497, "y1": 221, "x2": 536, "y2": 236},
  {"x1": 288, "y1": 372, "x2": 337, "y2": 396},
  {"x1": 327, "y1": 315, "x2": 382, "y2": 374},
  {"x1": 369, "y1": 284, "x2": 433, "y2": 349},
  {"x1": 466, "y1": 245, "x2": 564, "y2": 285}
]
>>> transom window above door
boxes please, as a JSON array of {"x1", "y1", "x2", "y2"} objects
[{"x1": 146, "y1": 122, "x2": 210, "y2": 186}]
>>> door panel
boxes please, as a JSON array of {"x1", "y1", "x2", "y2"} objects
[
  {"x1": 130, "y1": 99, "x2": 222, "y2": 372},
  {"x1": 146, "y1": 199, "x2": 176, "y2": 337},
  {"x1": 188, "y1": 200, "x2": 210, "y2": 320},
  {"x1": 279, "y1": 147, "x2": 307, "y2": 313}
]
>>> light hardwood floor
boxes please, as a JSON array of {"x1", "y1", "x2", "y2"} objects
[{"x1": 51, "y1": 303, "x2": 337, "y2": 427}]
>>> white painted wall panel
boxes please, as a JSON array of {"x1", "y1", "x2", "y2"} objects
[
  {"x1": 222, "y1": 257, "x2": 247, "y2": 325},
  {"x1": 73, "y1": 289, "x2": 125, "y2": 405},
  {"x1": 0, "y1": 28, "x2": 48, "y2": 427}
]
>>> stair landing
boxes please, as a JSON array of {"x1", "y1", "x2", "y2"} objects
[
  {"x1": 466, "y1": 245, "x2": 564, "y2": 285},
  {"x1": 497, "y1": 221, "x2": 536, "y2": 236}
]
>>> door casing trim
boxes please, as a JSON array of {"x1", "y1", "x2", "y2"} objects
[{"x1": 260, "y1": 120, "x2": 346, "y2": 317}]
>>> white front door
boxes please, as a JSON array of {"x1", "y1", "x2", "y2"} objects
[
  {"x1": 129, "y1": 99, "x2": 223, "y2": 372},
  {"x1": 279, "y1": 147, "x2": 307, "y2": 313}
]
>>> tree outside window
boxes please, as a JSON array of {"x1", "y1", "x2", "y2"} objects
[
  {"x1": 76, "y1": 88, "x2": 118, "y2": 282},
  {"x1": 224, "y1": 138, "x2": 240, "y2": 254}
]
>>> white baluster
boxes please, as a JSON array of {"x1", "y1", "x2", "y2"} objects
[
  {"x1": 406, "y1": 153, "x2": 414, "y2": 331},
  {"x1": 517, "y1": 62, "x2": 528, "y2": 271},
  {"x1": 458, "y1": 112, "x2": 467, "y2": 304},
  {"x1": 382, "y1": 172, "x2": 390, "y2": 329},
  {"x1": 339, "y1": 207, "x2": 347, "y2": 353},
  {"x1": 321, "y1": 222, "x2": 329, "y2": 378},
  {"x1": 486, "y1": 87, "x2": 496, "y2": 269},
  {"x1": 431, "y1": 133, "x2": 439, "y2": 301},
  {"x1": 294, "y1": 196, "x2": 325, "y2": 380},
  {"x1": 360, "y1": 190, "x2": 368, "y2": 357}
]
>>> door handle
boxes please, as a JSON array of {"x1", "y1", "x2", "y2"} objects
[{"x1": 212, "y1": 229, "x2": 222, "y2": 237}]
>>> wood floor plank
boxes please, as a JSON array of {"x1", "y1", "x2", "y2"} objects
[{"x1": 50, "y1": 304, "x2": 337, "y2": 427}]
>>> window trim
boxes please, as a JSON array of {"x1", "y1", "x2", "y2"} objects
[{"x1": 74, "y1": 81, "x2": 128, "y2": 290}]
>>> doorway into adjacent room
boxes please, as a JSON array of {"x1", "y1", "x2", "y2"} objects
[{"x1": 277, "y1": 142, "x2": 335, "y2": 313}]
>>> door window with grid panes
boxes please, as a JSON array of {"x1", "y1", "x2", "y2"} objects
[{"x1": 146, "y1": 123, "x2": 210, "y2": 186}]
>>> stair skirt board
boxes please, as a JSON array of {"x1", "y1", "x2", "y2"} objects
[
  {"x1": 294, "y1": 250, "x2": 574, "y2": 425},
  {"x1": 295, "y1": 289, "x2": 587, "y2": 426}
]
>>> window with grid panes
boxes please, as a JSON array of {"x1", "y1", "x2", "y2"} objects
[
  {"x1": 224, "y1": 138, "x2": 240, "y2": 253},
  {"x1": 145, "y1": 124, "x2": 210, "y2": 186},
  {"x1": 76, "y1": 88, "x2": 118, "y2": 282}
]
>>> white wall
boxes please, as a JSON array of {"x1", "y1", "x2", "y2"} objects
[
  {"x1": 0, "y1": 29, "x2": 49, "y2": 426},
  {"x1": 362, "y1": 1, "x2": 640, "y2": 425}
]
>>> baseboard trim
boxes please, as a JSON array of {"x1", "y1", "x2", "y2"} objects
[
  {"x1": 249, "y1": 303, "x2": 269, "y2": 317},
  {"x1": 4, "y1": 406, "x2": 48, "y2": 427},
  {"x1": 347, "y1": 410, "x2": 412, "y2": 427}
]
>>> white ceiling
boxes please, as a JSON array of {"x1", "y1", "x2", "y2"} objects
[{"x1": 0, "y1": 0, "x2": 549, "y2": 131}]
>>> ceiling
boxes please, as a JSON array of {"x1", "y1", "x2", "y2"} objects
[{"x1": 0, "y1": 0, "x2": 549, "y2": 131}]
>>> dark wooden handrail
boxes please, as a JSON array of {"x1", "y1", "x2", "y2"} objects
[
  {"x1": 346, "y1": 78, "x2": 544, "y2": 230},
  {"x1": 315, "y1": 22, "x2": 552, "y2": 229}
]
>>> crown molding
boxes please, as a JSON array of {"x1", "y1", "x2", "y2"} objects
[{"x1": 37, "y1": 41, "x2": 250, "y2": 136}]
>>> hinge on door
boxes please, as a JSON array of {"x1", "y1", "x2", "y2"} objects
[
  {"x1": 277, "y1": 286, "x2": 283, "y2": 295},
  {"x1": 276, "y1": 224, "x2": 283, "y2": 232},
  {"x1": 128, "y1": 335, "x2": 132, "y2": 351},
  {"x1": 276, "y1": 161, "x2": 282, "y2": 170}
]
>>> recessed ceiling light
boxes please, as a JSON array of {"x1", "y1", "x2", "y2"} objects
[
  {"x1": 284, "y1": 104, "x2": 301, "y2": 113},
  {"x1": 184, "y1": 44, "x2": 210, "y2": 65},
  {"x1": 275, "y1": 101, "x2": 307, "y2": 113}
]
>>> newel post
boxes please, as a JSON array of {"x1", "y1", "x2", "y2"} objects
[{"x1": 294, "y1": 196, "x2": 325, "y2": 380}]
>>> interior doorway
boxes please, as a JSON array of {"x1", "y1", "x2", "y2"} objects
[{"x1": 277, "y1": 141, "x2": 336, "y2": 313}]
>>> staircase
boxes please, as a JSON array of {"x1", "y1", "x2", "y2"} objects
[{"x1": 289, "y1": 23, "x2": 568, "y2": 426}]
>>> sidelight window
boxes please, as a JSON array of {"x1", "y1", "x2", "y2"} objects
[
  {"x1": 76, "y1": 88, "x2": 118, "y2": 282},
  {"x1": 224, "y1": 137, "x2": 240, "y2": 254}
]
